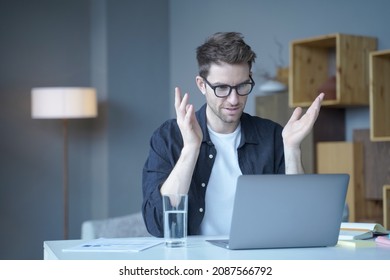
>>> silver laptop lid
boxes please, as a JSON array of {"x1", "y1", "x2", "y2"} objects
[{"x1": 228, "y1": 174, "x2": 349, "y2": 250}]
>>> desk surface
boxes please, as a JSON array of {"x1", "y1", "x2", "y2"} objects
[{"x1": 44, "y1": 236, "x2": 390, "y2": 260}]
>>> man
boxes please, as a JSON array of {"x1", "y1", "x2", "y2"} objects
[{"x1": 142, "y1": 32, "x2": 324, "y2": 237}]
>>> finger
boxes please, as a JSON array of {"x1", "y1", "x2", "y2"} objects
[
  {"x1": 180, "y1": 93, "x2": 189, "y2": 113},
  {"x1": 306, "y1": 92, "x2": 324, "y2": 115},
  {"x1": 184, "y1": 104, "x2": 194, "y2": 123},
  {"x1": 287, "y1": 107, "x2": 303, "y2": 124},
  {"x1": 302, "y1": 93, "x2": 325, "y2": 127},
  {"x1": 175, "y1": 88, "x2": 189, "y2": 120},
  {"x1": 174, "y1": 87, "x2": 182, "y2": 110}
]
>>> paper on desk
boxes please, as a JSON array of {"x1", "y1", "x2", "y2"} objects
[{"x1": 63, "y1": 238, "x2": 163, "y2": 253}]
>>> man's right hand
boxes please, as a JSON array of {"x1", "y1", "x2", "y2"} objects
[
  {"x1": 160, "y1": 88, "x2": 203, "y2": 196},
  {"x1": 174, "y1": 87, "x2": 203, "y2": 149}
]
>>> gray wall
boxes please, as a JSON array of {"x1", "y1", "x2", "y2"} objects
[
  {"x1": 0, "y1": 0, "x2": 169, "y2": 259},
  {"x1": 1, "y1": 0, "x2": 389, "y2": 260},
  {"x1": 105, "y1": 0, "x2": 169, "y2": 217}
]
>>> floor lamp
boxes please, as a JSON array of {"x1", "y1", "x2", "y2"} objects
[{"x1": 31, "y1": 87, "x2": 97, "y2": 239}]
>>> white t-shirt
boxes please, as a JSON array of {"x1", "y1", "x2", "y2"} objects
[{"x1": 200, "y1": 124, "x2": 242, "y2": 236}]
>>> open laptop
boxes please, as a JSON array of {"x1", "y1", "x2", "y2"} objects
[{"x1": 207, "y1": 173, "x2": 349, "y2": 250}]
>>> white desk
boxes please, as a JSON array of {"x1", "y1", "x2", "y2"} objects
[{"x1": 44, "y1": 236, "x2": 390, "y2": 260}]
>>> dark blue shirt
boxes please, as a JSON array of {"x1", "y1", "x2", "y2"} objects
[{"x1": 142, "y1": 104, "x2": 285, "y2": 237}]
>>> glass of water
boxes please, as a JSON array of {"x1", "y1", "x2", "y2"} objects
[{"x1": 162, "y1": 194, "x2": 188, "y2": 248}]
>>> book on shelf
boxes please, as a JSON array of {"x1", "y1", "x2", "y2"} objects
[
  {"x1": 375, "y1": 235, "x2": 390, "y2": 247},
  {"x1": 338, "y1": 222, "x2": 389, "y2": 241},
  {"x1": 337, "y1": 240, "x2": 376, "y2": 248}
]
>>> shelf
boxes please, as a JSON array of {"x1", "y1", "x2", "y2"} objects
[
  {"x1": 384, "y1": 185, "x2": 390, "y2": 229},
  {"x1": 316, "y1": 142, "x2": 364, "y2": 222},
  {"x1": 289, "y1": 33, "x2": 377, "y2": 107},
  {"x1": 353, "y1": 129, "x2": 390, "y2": 201},
  {"x1": 369, "y1": 49, "x2": 390, "y2": 141}
]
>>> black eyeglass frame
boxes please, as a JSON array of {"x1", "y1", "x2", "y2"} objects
[{"x1": 201, "y1": 75, "x2": 255, "y2": 98}]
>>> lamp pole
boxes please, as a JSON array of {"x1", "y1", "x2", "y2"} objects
[
  {"x1": 31, "y1": 87, "x2": 97, "y2": 241},
  {"x1": 63, "y1": 118, "x2": 69, "y2": 240}
]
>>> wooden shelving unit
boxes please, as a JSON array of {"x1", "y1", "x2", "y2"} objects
[
  {"x1": 316, "y1": 142, "x2": 365, "y2": 222},
  {"x1": 384, "y1": 185, "x2": 390, "y2": 229},
  {"x1": 287, "y1": 33, "x2": 389, "y2": 225},
  {"x1": 369, "y1": 49, "x2": 390, "y2": 141},
  {"x1": 289, "y1": 33, "x2": 377, "y2": 107}
]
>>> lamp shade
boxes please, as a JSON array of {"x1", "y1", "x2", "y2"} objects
[{"x1": 31, "y1": 87, "x2": 97, "y2": 119}]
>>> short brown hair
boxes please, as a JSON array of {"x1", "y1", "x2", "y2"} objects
[{"x1": 196, "y1": 32, "x2": 256, "y2": 77}]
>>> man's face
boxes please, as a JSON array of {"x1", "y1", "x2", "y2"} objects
[{"x1": 198, "y1": 62, "x2": 251, "y2": 133}]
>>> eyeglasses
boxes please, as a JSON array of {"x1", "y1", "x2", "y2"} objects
[{"x1": 202, "y1": 76, "x2": 255, "y2": 98}]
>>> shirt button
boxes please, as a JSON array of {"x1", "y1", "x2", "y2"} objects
[
  {"x1": 209, "y1": 154, "x2": 213, "y2": 159},
  {"x1": 201, "y1": 183, "x2": 206, "y2": 187},
  {"x1": 199, "y1": 208, "x2": 204, "y2": 212}
]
